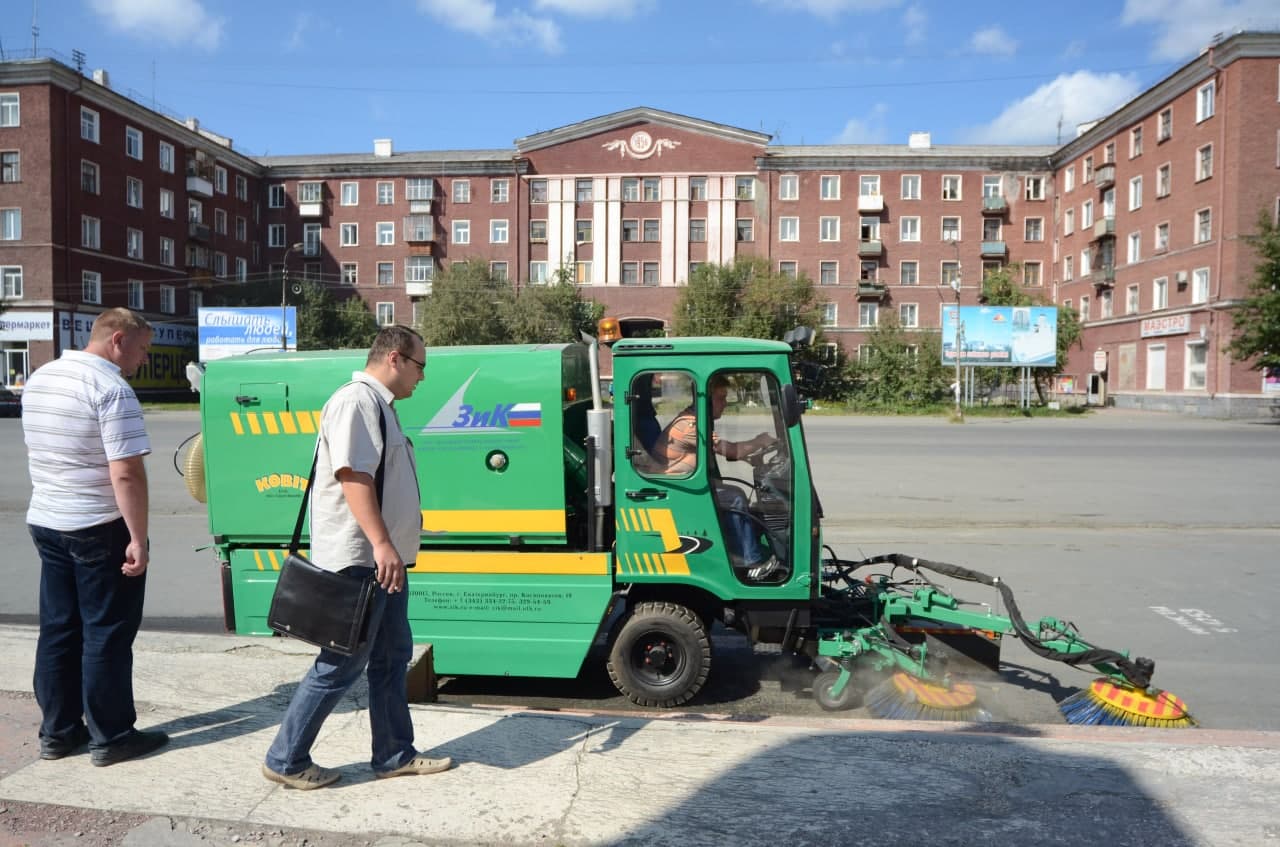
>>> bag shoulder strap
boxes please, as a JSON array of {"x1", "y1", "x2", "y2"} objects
[{"x1": 289, "y1": 382, "x2": 388, "y2": 554}]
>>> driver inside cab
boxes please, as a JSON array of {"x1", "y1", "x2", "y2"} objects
[{"x1": 641, "y1": 375, "x2": 780, "y2": 580}]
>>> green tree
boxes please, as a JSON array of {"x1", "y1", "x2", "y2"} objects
[
  {"x1": 672, "y1": 258, "x2": 823, "y2": 339},
  {"x1": 979, "y1": 265, "x2": 1083, "y2": 403},
  {"x1": 503, "y1": 267, "x2": 604, "y2": 344},
  {"x1": 848, "y1": 315, "x2": 948, "y2": 408},
  {"x1": 417, "y1": 261, "x2": 515, "y2": 346},
  {"x1": 1227, "y1": 210, "x2": 1280, "y2": 372}
]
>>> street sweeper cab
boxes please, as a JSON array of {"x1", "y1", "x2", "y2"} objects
[{"x1": 182, "y1": 320, "x2": 1195, "y2": 728}]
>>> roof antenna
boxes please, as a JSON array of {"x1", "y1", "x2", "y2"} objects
[
  {"x1": 1056, "y1": 113, "x2": 1064, "y2": 145},
  {"x1": 32, "y1": 0, "x2": 39, "y2": 52}
]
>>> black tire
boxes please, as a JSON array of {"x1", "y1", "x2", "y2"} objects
[
  {"x1": 813, "y1": 669, "x2": 859, "y2": 711},
  {"x1": 606, "y1": 602, "x2": 711, "y2": 707}
]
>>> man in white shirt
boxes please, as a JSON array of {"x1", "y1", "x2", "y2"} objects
[
  {"x1": 22, "y1": 308, "x2": 169, "y2": 767},
  {"x1": 263, "y1": 325, "x2": 453, "y2": 789}
]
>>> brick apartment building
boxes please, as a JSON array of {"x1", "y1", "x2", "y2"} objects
[{"x1": 2, "y1": 32, "x2": 1278, "y2": 414}]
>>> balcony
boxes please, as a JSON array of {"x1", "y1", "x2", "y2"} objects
[
  {"x1": 187, "y1": 221, "x2": 211, "y2": 242},
  {"x1": 981, "y1": 195, "x2": 1008, "y2": 215},
  {"x1": 185, "y1": 246, "x2": 209, "y2": 271},
  {"x1": 188, "y1": 269, "x2": 213, "y2": 286},
  {"x1": 405, "y1": 281, "x2": 432, "y2": 297},
  {"x1": 185, "y1": 172, "x2": 213, "y2": 198},
  {"x1": 857, "y1": 280, "x2": 887, "y2": 299},
  {"x1": 857, "y1": 194, "x2": 884, "y2": 213},
  {"x1": 1094, "y1": 265, "x2": 1116, "y2": 289},
  {"x1": 404, "y1": 216, "x2": 435, "y2": 254},
  {"x1": 857, "y1": 239, "x2": 883, "y2": 257},
  {"x1": 298, "y1": 200, "x2": 324, "y2": 218},
  {"x1": 980, "y1": 240, "x2": 1007, "y2": 259},
  {"x1": 408, "y1": 199, "x2": 434, "y2": 214},
  {"x1": 1092, "y1": 216, "x2": 1116, "y2": 240},
  {"x1": 1094, "y1": 163, "x2": 1116, "y2": 190}
]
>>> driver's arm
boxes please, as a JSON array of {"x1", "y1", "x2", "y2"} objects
[{"x1": 716, "y1": 432, "x2": 775, "y2": 461}]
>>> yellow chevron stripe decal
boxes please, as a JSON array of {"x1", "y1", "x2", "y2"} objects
[
  {"x1": 278, "y1": 412, "x2": 298, "y2": 434},
  {"x1": 263, "y1": 412, "x2": 280, "y2": 435},
  {"x1": 230, "y1": 413, "x2": 245, "y2": 435},
  {"x1": 423, "y1": 510, "x2": 565, "y2": 534},
  {"x1": 253, "y1": 550, "x2": 266, "y2": 571},
  {"x1": 412, "y1": 551, "x2": 610, "y2": 575},
  {"x1": 229, "y1": 410, "x2": 323, "y2": 436}
]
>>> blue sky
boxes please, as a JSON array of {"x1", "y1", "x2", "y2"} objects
[{"x1": 4, "y1": 0, "x2": 1278, "y2": 157}]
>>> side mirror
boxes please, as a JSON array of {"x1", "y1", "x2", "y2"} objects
[{"x1": 782, "y1": 383, "x2": 803, "y2": 428}]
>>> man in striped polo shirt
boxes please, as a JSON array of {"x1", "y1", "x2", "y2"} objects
[{"x1": 22, "y1": 308, "x2": 169, "y2": 767}]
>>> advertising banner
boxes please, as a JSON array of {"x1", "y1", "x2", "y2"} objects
[
  {"x1": 0, "y1": 311, "x2": 55, "y2": 341},
  {"x1": 942, "y1": 306, "x2": 1058, "y2": 367},
  {"x1": 132, "y1": 345, "x2": 192, "y2": 390},
  {"x1": 58, "y1": 313, "x2": 196, "y2": 350},
  {"x1": 198, "y1": 307, "x2": 295, "y2": 361}
]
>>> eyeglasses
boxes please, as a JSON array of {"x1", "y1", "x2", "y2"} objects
[{"x1": 400, "y1": 352, "x2": 425, "y2": 373}]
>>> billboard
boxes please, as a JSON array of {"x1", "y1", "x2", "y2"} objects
[
  {"x1": 198, "y1": 307, "x2": 295, "y2": 361},
  {"x1": 942, "y1": 306, "x2": 1058, "y2": 367}
]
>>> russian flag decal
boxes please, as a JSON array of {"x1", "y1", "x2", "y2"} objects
[{"x1": 507, "y1": 402, "x2": 542, "y2": 427}]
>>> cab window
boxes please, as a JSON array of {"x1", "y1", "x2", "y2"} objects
[{"x1": 629, "y1": 371, "x2": 696, "y2": 478}]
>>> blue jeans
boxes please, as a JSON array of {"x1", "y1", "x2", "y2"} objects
[
  {"x1": 30, "y1": 518, "x2": 146, "y2": 749},
  {"x1": 265, "y1": 568, "x2": 417, "y2": 775},
  {"x1": 716, "y1": 486, "x2": 767, "y2": 566}
]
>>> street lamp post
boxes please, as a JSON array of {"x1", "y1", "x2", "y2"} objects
[
  {"x1": 951, "y1": 242, "x2": 963, "y2": 420},
  {"x1": 280, "y1": 242, "x2": 304, "y2": 350}
]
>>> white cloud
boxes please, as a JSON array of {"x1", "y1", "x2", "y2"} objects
[
  {"x1": 417, "y1": 0, "x2": 562, "y2": 54},
  {"x1": 754, "y1": 0, "x2": 903, "y2": 19},
  {"x1": 532, "y1": 0, "x2": 651, "y2": 16},
  {"x1": 1122, "y1": 0, "x2": 1280, "y2": 60},
  {"x1": 902, "y1": 4, "x2": 927, "y2": 45},
  {"x1": 965, "y1": 71, "x2": 1142, "y2": 145},
  {"x1": 88, "y1": 0, "x2": 224, "y2": 51},
  {"x1": 969, "y1": 25, "x2": 1017, "y2": 57},
  {"x1": 286, "y1": 13, "x2": 311, "y2": 52},
  {"x1": 833, "y1": 104, "x2": 890, "y2": 144}
]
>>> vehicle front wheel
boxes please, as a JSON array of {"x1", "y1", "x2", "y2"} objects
[
  {"x1": 607, "y1": 602, "x2": 711, "y2": 707},
  {"x1": 813, "y1": 669, "x2": 860, "y2": 711}
]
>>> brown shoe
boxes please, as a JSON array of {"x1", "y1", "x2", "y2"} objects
[
  {"x1": 376, "y1": 754, "x2": 453, "y2": 779},
  {"x1": 261, "y1": 762, "x2": 341, "y2": 790}
]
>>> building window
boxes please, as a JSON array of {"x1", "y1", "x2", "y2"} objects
[
  {"x1": 1024, "y1": 261, "x2": 1042, "y2": 287},
  {"x1": 236, "y1": 216, "x2": 247, "y2": 241},
  {"x1": 452, "y1": 179, "x2": 471, "y2": 203},
  {"x1": 1191, "y1": 267, "x2": 1210, "y2": 304},
  {"x1": 377, "y1": 262, "x2": 394, "y2": 285},
  {"x1": 1104, "y1": 142, "x2": 1115, "y2": 164},
  {"x1": 1, "y1": 265, "x2": 22, "y2": 298},
  {"x1": 941, "y1": 217, "x2": 960, "y2": 241},
  {"x1": 377, "y1": 181, "x2": 394, "y2": 204},
  {"x1": 982, "y1": 175, "x2": 1002, "y2": 198},
  {"x1": 374, "y1": 221, "x2": 392, "y2": 245},
  {"x1": 269, "y1": 184, "x2": 285, "y2": 207},
  {"x1": 376, "y1": 303, "x2": 394, "y2": 326},
  {"x1": 900, "y1": 216, "x2": 920, "y2": 242},
  {"x1": 1126, "y1": 284, "x2": 1139, "y2": 314},
  {"x1": 1064, "y1": 165, "x2": 1075, "y2": 193},
  {"x1": 1157, "y1": 163, "x2": 1171, "y2": 197},
  {"x1": 125, "y1": 126, "x2": 143, "y2": 160},
  {"x1": 528, "y1": 261, "x2": 548, "y2": 283},
  {"x1": 1158, "y1": 108, "x2": 1172, "y2": 141},
  {"x1": 158, "y1": 285, "x2": 174, "y2": 314},
  {"x1": 214, "y1": 208, "x2": 227, "y2": 234},
  {"x1": 1, "y1": 151, "x2": 18, "y2": 183},
  {"x1": 736, "y1": 219, "x2": 754, "y2": 242},
  {"x1": 642, "y1": 262, "x2": 659, "y2": 285},
  {"x1": 339, "y1": 182, "x2": 358, "y2": 206},
  {"x1": 1064, "y1": 208, "x2": 1074, "y2": 236},
  {"x1": 157, "y1": 188, "x2": 172, "y2": 219},
  {"x1": 1025, "y1": 176, "x2": 1045, "y2": 200},
  {"x1": 779, "y1": 260, "x2": 797, "y2": 278},
  {"x1": 899, "y1": 302, "x2": 918, "y2": 327},
  {"x1": 1082, "y1": 200, "x2": 1094, "y2": 228},
  {"x1": 81, "y1": 160, "x2": 99, "y2": 194},
  {"x1": 576, "y1": 219, "x2": 592, "y2": 243},
  {"x1": 1195, "y1": 208, "x2": 1212, "y2": 244},
  {"x1": 622, "y1": 178, "x2": 639, "y2": 202},
  {"x1": 1129, "y1": 175, "x2": 1143, "y2": 210},
  {"x1": 341, "y1": 223, "x2": 358, "y2": 246},
  {"x1": 451, "y1": 220, "x2": 469, "y2": 245},
  {"x1": 575, "y1": 261, "x2": 592, "y2": 284},
  {"x1": 126, "y1": 280, "x2": 143, "y2": 309},
  {"x1": 643, "y1": 219, "x2": 659, "y2": 242},
  {"x1": 859, "y1": 302, "x2": 878, "y2": 327},
  {"x1": 859, "y1": 174, "x2": 880, "y2": 198},
  {"x1": 1153, "y1": 276, "x2": 1168, "y2": 310},
  {"x1": 821, "y1": 175, "x2": 841, "y2": 200},
  {"x1": 860, "y1": 260, "x2": 878, "y2": 281},
  {"x1": 491, "y1": 179, "x2": 509, "y2": 203},
  {"x1": 735, "y1": 176, "x2": 755, "y2": 201},
  {"x1": 821, "y1": 303, "x2": 837, "y2": 328},
  {"x1": 900, "y1": 261, "x2": 918, "y2": 285},
  {"x1": 1127, "y1": 231, "x2": 1141, "y2": 263},
  {"x1": 901, "y1": 174, "x2": 920, "y2": 200},
  {"x1": 268, "y1": 224, "x2": 285, "y2": 248},
  {"x1": 0, "y1": 93, "x2": 18, "y2": 127},
  {"x1": 1080, "y1": 295, "x2": 1090, "y2": 322},
  {"x1": 642, "y1": 177, "x2": 660, "y2": 202},
  {"x1": 0, "y1": 208, "x2": 19, "y2": 241},
  {"x1": 529, "y1": 219, "x2": 547, "y2": 242},
  {"x1": 942, "y1": 261, "x2": 960, "y2": 286},
  {"x1": 82, "y1": 270, "x2": 101, "y2": 303},
  {"x1": 860, "y1": 217, "x2": 880, "y2": 241},
  {"x1": 402, "y1": 178, "x2": 431, "y2": 201},
  {"x1": 1100, "y1": 289, "x2": 1113, "y2": 318},
  {"x1": 1080, "y1": 248, "x2": 1092, "y2": 277},
  {"x1": 298, "y1": 181, "x2": 322, "y2": 204},
  {"x1": 80, "y1": 107, "x2": 99, "y2": 143},
  {"x1": 942, "y1": 175, "x2": 961, "y2": 200},
  {"x1": 779, "y1": 174, "x2": 798, "y2": 200},
  {"x1": 770, "y1": 215, "x2": 798, "y2": 243},
  {"x1": 336, "y1": 262, "x2": 356, "y2": 286},
  {"x1": 491, "y1": 219, "x2": 509, "y2": 244},
  {"x1": 406, "y1": 257, "x2": 433, "y2": 282},
  {"x1": 689, "y1": 176, "x2": 707, "y2": 200},
  {"x1": 81, "y1": 215, "x2": 100, "y2": 249},
  {"x1": 817, "y1": 216, "x2": 839, "y2": 242},
  {"x1": 1155, "y1": 222, "x2": 1170, "y2": 252},
  {"x1": 214, "y1": 166, "x2": 228, "y2": 194},
  {"x1": 1197, "y1": 144, "x2": 1213, "y2": 180},
  {"x1": 820, "y1": 261, "x2": 838, "y2": 285},
  {"x1": 213, "y1": 252, "x2": 227, "y2": 277},
  {"x1": 1185, "y1": 341, "x2": 1207, "y2": 389},
  {"x1": 621, "y1": 262, "x2": 638, "y2": 285},
  {"x1": 236, "y1": 175, "x2": 248, "y2": 201},
  {"x1": 1130, "y1": 125, "x2": 1143, "y2": 158},
  {"x1": 1024, "y1": 218, "x2": 1043, "y2": 241},
  {"x1": 160, "y1": 237, "x2": 174, "y2": 266},
  {"x1": 689, "y1": 218, "x2": 706, "y2": 242},
  {"x1": 154, "y1": 142, "x2": 172, "y2": 175},
  {"x1": 621, "y1": 219, "x2": 639, "y2": 242},
  {"x1": 1197, "y1": 81, "x2": 1215, "y2": 122},
  {"x1": 1063, "y1": 255, "x2": 1074, "y2": 281},
  {"x1": 127, "y1": 227, "x2": 143, "y2": 259},
  {"x1": 530, "y1": 179, "x2": 547, "y2": 203}
]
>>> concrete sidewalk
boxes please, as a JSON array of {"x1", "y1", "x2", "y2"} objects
[{"x1": 0, "y1": 625, "x2": 1277, "y2": 847}]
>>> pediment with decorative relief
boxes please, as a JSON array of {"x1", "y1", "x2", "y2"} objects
[{"x1": 515, "y1": 107, "x2": 768, "y2": 154}]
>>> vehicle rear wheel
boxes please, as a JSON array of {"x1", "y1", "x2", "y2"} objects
[{"x1": 607, "y1": 602, "x2": 711, "y2": 707}]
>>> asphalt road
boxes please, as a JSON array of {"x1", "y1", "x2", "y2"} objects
[{"x1": 2, "y1": 409, "x2": 1277, "y2": 730}]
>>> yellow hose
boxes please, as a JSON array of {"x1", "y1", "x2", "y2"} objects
[{"x1": 183, "y1": 432, "x2": 207, "y2": 503}]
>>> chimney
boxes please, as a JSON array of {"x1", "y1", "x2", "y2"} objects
[
  {"x1": 373, "y1": 138, "x2": 393, "y2": 158},
  {"x1": 91, "y1": 68, "x2": 110, "y2": 88},
  {"x1": 908, "y1": 131, "x2": 931, "y2": 150}
]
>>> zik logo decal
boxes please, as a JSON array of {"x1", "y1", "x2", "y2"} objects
[{"x1": 421, "y1": 370, "x2": 541, "y2": 434}]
